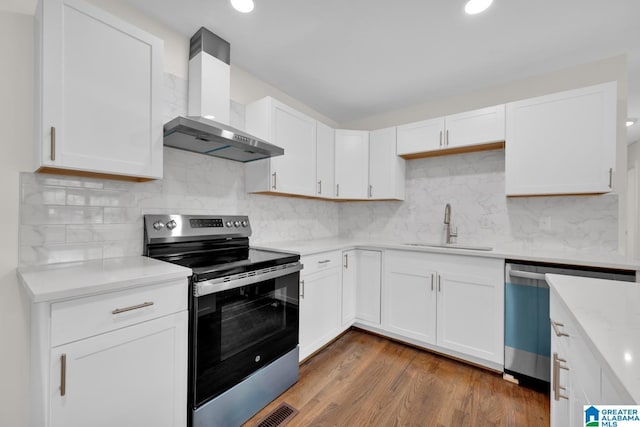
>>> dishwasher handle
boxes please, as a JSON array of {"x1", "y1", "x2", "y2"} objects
[{"x1": 508, "y1": 269, "x2": 546, "y2": 281}]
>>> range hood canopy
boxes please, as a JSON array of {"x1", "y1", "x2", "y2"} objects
[
  {"x1": 163, "y1": 28, "x2": 284, "y2": 162},
  {"x1": 164, "y1": 116, "x2": 283, "y2": 162}
]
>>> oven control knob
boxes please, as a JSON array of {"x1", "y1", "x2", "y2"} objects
[
  {"x1": 225, "y1": 221, "x2": 232, "y2": 228},
  {"x1": 241, "y1": 220, "x2": 248, "y2": 227},
  {"x1": 233, "y1": 221, "x2": 241, "y2": 227},
  {"x1": 166, "y1": 220, "x2": 177, "y2": 230},
  {"x1": 152, "y1": 221, "x2": 165, "y2": 230}
]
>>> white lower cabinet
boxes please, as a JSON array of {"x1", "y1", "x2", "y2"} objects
[
  {"x1": 341, "y1": 250, "x2": 358, "y2": 325},
  {"x1": 31, "y1": 280, "x2": 189, "y2": 427},
  {"x1": 299, "y1": 251, "x2": 342, "y2": 361},
  {"x1": 383, "y1": 250, "x2": 504, "y2": 368},
  {"x1": 341, "y1": 249, "x2": 382, "y2": 327},
  {"x1": 49, "y1": 312, "x2": 187, "y2": 427},
  {"x1": 550, "y1": 287, "x2": 634, "y2": 427}
]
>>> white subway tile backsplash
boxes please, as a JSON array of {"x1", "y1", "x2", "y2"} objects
[
  {"x1": 21, "y1": 184, "x2": 66, "y2": 205},
  {"x1": 20, "y1": 225, "x2": 66, "y2": 246},
  {"x1": 21, "y1": 205, "x2": 103, "y2": 225},
  {"x1": 19, "y1": 243, "x2": 103, "y2": 266},
  {"x1": 66, "y1": 188, "x2": 136, "y2": 207}
]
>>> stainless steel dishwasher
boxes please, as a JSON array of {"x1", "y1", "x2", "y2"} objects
[{"x1": 504, "y1": 260, "x2": 636, "y2": 389}]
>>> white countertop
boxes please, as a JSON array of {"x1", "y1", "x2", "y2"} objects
[
  {"x1": 546, "y1": 274, "x2": 640, "y2": 403},
  {"x1": 18, "y1": 256, "x2": 192, "y2": 303},
  {"x1": 255, "y1": 238, "x2": 640, "y2": 271}
]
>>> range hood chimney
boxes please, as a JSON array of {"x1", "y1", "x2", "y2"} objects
[{"x1": 163, "y1": 27, "x2": 284, "y2": 162}]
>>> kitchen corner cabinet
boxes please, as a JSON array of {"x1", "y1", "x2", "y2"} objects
[
  {"x1": 341, "y1": 249, "x2": 382, "y2": 326},
  {"x1": 505, "y1": 81, "x2": 617, "y2": 196},
  {"x1": 383, "y1": 250, "x2": 504, "y2": 368},
  {"x1": 34, "y1": 0, "x2": 163, "y2": 181},
  {"x1": 299, "y1": 251, "x2": 342, "y2": 361},
  {"x1": 549, "y1": 287, "x2": 634, "y2": 427},
  {"x1": 315, "y1": 121, "x2": 335, "y2": 198},
  {"x1": 31, "y1": 280, "x2": 188, "y2": 427},
  {"x1": 334, "y1": 130, "x2": 370, "y2": 199},
  {"x1": 369, "y1": 127, "x2": 405, "y2": 200},
  {"x1": 245, "y1": 97, "x2": 317, "y2": 197},
  {"x1": 396, "y1": 105, "x2": 505, "y2": 158}
]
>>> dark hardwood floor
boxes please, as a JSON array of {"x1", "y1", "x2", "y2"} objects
[{"x1": 245, "y1": 329, "x2": 550, "y2": 427}]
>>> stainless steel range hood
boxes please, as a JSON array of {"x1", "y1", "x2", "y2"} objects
[
  {"x1": 163, "y1": 28, "x2": 284, "y2": 162},
  {"x1": 164, "y1": 116, "x2": 283, "y2": 162}
]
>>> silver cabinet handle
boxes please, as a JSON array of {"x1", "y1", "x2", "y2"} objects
[
  {"x1": 50, "y1": 126, "x2": 56, "y2": 161},
  {"x1": 369, "y1": 184, "x2": 373, "y2": 198},
  {"x1": 445, "y1": 130, "x2": 449, "y2": 147},
  {"x1": 551, "y1": 320, "x2": 569, "y2": 337},
  {"x1": 439, "y1": 130, "x2": 443, "y2": 148},
  {"x1": 112, "y1": 301, "x2": 154, "y2": 315},
  {"x1": 272, "y1": 172, "x2": 277, "y2": 190},
  {"x1": 609, "y1": 168, "x2": 613, "y2": 189},
  {"x1": 60, "y1": 353, "x2": 66, "y2": 396},
  {"x1": 318, "y1": 260, "x2": 331, "y2": 264},
  {"x1": 438, "y1": 274, "x2": 441, "y2": 292},
  {"x1": 300, "y1": 280, "x2": 305, "y2": 298},
  {"x1": 318, "y1": 180, "x2": 322, "y2": 195},
  {"x1": 552, "y1": 352, "x2": 569, "y2": 401},
  {"x1": 336, "y1": 183, "x2": 340, "y2": 197},
  {"x1": 430, "y1": 274, "x2": 434, "y2": 291},
  {"x1": 344, "y1": 253, "x2": 348, "y2": 269}
]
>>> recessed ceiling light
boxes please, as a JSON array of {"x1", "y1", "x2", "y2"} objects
[
  {"x1": 231, "y1": 0, "x2": 254, "y2": 13},
  {"x1": 627, "y1": 118, "x2": 638, "y2": 127},
  {"x1": 465, "y1": 0, "x2": 493, "y2": 15}
]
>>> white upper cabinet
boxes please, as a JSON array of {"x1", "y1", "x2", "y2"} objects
[
  {"x1": 445, "y1": 105, "x2": 505, "y2": 149},
  {"x1": 316, "y1": 121, "x2": 335, "y2": 198},
  {"x1": 245, "y1": 97, "x2": 317, "y2": 197},
  {"x1": 396, "y1": 117, "x2": 445, "y2": 156},
  {"x1": 505, "y1": 82, "x2": 617, "y2": 196},
  {"x1": 369, "y1": 127, "x2": 405, "y2": 200},
  {"x1": 35, "y1": 0, "x2": 163, "y2": 180},
  {"x1": 396, "y1": 105, "x2": 505, "y2": 158},
  {"x1": 334, "y1": 130, "x2": 369, "y2": 199}
]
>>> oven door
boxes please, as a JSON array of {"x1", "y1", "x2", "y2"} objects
[{"x1": 190, "y1": 263, "x2": 301, "y2": 408}]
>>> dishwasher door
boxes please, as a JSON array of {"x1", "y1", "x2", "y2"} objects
[
  {"x1": 505, "y1": 263, "x2": 550, "y2": 385},
  {"x1": 505, "y1": 261, "x2": 636, "y2": 387}
]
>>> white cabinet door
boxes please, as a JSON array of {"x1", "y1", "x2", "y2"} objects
[
  {"x1": 445, "y1": 104, "x2": 505, "y2": 149},
  {"x1": 341, "y1": 250, "x2": 357, "y2": 325},
  {"x1": 383, "y1": 251, "x2": 437, "y2": 345},
  {"x1": 316, "y1": 121, "x2": 335, "y2": 198},
  {"x1": 505, "y1": 81, "x2": 616, "y2": 196},
  {"x1": 436, "y1": 267, "x2": 504, "y2": 364},
  {"x1": 49, "y1": 311, "x2": 187, "y2": 427},
  {"x1": 335, "y1": 130, "x2": 369, "y2": 199},
  {"x1": 369, "y1": 127, "x2": 405, "y2": 200},
  {"x1": 355, "y1": 250, "x2": 382, "y2": 325},
  {"x1": 36, "y1": 0, "x2": 163, "y2": 179},
  {"x1": 396, "y1": 117, "x2": 444, "y2": 156},
  {"x1": 245, "y1": 97, "x2": 317, "y2": 196},
  {"x1": 299, "y1": 267, "x2": 341, "y2": 361}
]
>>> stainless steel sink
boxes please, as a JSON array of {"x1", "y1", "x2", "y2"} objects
[{"x1": 404, "y1": 243, "x2": 493, "y2": 251}]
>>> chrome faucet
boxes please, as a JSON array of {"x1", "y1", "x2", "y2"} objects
[{"x1": 444, "y1": 203, "x2": 458, "y2": 244}]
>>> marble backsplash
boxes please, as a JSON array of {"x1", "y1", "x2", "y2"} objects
[
  {"x1": 18, "y1": 73, "x2": 619, "y2": 266},
  {"x1": 339, "y1": 149, "x2": 618, "y2": 253}
]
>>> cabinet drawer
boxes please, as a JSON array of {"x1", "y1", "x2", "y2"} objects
[
  {"x1": 51, "y1": 280, "x2": 187, "y2": 346},
  {"x1": 301, "y1": 251, "x2": 342, "y2": 276}
]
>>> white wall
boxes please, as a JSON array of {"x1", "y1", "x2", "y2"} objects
[{"x1": 0, "y1": 12, "x2": 34, "y2": 427}]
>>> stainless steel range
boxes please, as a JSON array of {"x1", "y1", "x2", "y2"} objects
[{"x1": 143, "y1": 214, "x2": 301, "y2": 427}]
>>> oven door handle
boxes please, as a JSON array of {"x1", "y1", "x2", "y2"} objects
[{"x1": 195, "y1": 262, "x2": 303, "y2": 297}]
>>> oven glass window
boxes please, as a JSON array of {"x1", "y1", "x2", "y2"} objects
[{"x1": 192, "y1": 271, "x2": 299, "y2": 406}]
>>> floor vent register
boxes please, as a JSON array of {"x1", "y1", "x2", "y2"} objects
[{"x1": 255, "y1": 402, "x2": 299, "y2": 427}]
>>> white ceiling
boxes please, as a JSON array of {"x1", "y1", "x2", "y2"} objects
[
  {"x1": 123, "y1": 0, "x2": 640, "y2": 142},
  {"x1": 8, "y1": 0, "x2": 640, "y2": 141}
]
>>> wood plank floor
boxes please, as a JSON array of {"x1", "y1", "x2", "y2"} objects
[{"x1": 245, "y1": 329, "x2": 550, "y2": 427}]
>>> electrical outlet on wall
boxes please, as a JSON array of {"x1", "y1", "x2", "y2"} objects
[{"x1": 539, "y1": 216, "x2": 552, "y2": 231}]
